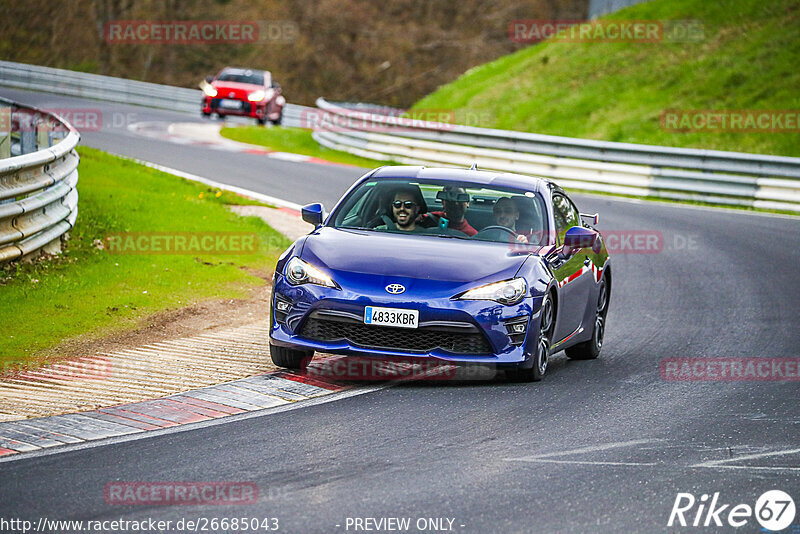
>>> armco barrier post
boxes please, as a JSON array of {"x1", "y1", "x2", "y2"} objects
[
  {"x1": 36, "y1": 118, "x2": 50, "y2": 149},
  {"x1": 0, "y1": 105, "x2": 9, "y2": 158},
  {"x1": 42, "y1": 232, "x2": 64, "y2": 255},
  {"x1": 19, "y1": 114, "x2": 35, "y2": 154}
]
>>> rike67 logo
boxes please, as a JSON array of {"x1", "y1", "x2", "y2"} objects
[{"x1": 668, "y1": 490, "x2": 796, "y2": 531}]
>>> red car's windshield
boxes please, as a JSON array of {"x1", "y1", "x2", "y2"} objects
[{"x1": 217, "y1": 71, "x2": 264, "y2": 85}]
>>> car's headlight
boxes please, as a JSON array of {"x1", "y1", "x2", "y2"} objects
[
  {"x1": 285, "y1": 257, "x2": 339, "y2": 289},
  {"x1": 248, "y1": 90, "x2": 267, "y2": 102},
  {"x1": 201, "y1": 82, "x2": 217, "y2": 97},
  {"x1": 455, "y1": 278, "x2": 527, "y2": 305}
]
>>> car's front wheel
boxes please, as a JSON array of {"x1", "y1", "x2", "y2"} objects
[
  {"x1": 270, "y1": 344, "x2": 313, "y2": 370},
  {"x1": 508, "y1": 294, "x2": 553, "y2": 382},
  {"x1": 566, "y1": 276, "x2": 608, "y2": 360}
]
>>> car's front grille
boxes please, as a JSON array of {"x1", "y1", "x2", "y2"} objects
[{"x1": 299, "y1": 315, "x2": 492, "y2": 355}]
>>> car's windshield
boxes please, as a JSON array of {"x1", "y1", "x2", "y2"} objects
[
  {"x1": 217, "y1": 70, "x2": 264, "y2": 85},
  {"x1": 331, "y1": 178, "x2": 549, "y2": 246}
]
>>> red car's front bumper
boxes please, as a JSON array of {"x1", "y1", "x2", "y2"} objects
[{"x1": 202, "y1": 97, "x2": 266, "y2": 119}]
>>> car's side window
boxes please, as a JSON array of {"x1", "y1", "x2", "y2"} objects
[
  {"x1": 335, "y1": 186, "x2": 372, "y2": 227},
  {"x1": 552, "y1": 194, "x2": 579, "y2": 245}
]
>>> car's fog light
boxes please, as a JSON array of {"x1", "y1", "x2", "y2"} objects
[
  {"x1": 503, "y1": 316, "x2": 529, "y2": 346},
  {"x1": 274, "y1": 296, "x2": 292, "y2": 324}
]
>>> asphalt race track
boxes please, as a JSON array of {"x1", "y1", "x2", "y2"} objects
[{"x1": 2, "y1": 88, "x2": 799, "y2": 533}]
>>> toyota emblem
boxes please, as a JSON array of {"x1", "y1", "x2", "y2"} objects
[
  {"x1": 385, "y1": 284, "x2": 405, "y2": 294},
  {"x1": 229, "y1": 92, "x2": 235, "y2": 98}
]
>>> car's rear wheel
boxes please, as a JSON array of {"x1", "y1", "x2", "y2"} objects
[
  {"x1": 271, "y1": 112, "x2": 283, "y2": 126},
  {"x1": 566, "y1": 277, "x2": 608, "y2": 360},
  {"x1": 270, "y1": 344, "x2": 313, "y2": 370},
  {"x1": 508, "y1": 294, "x2": 553, "y2": 382}
]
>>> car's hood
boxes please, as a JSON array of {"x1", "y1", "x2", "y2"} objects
[{"x1": 300, "y1": 228, "x2": 529, "y2": 285}]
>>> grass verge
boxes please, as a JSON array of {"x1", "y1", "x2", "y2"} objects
[
  {"x1": 413, "y1": 0, "x2": 800, "y2": 157},
  {"x1": 0, "y1": 147, "x2": 291, "y2": 370},
  {"x1": 219, "y1": 125, "x2": 391, "y2": 168}
]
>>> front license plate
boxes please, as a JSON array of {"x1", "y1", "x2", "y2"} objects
[
  {"x1": 364, "y1": 306, "x2": 418, "y2": 329},
  {"x1": 219, "y1": 99, "x2": 241, "y2": 109}
]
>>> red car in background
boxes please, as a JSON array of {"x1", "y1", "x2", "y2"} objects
[{"x1": 200, "y1": 67, "x2": 285, "y2": 125}]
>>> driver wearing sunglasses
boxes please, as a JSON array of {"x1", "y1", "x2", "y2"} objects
[{"x1": 375, "y1": 185, "x2": 428, "y2": 232}]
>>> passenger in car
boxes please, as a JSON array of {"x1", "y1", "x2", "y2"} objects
[{"x1": 418, "y1": 185, "x2": 477, "y2": 236}]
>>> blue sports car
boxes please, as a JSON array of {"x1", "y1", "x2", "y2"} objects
[{"x1": 269, "y1": 166, "x2": 611, "y2": 381}]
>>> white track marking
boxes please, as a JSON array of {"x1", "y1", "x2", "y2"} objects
[
  {"x1": 694, "y1": 465, "x2": 800, "y2": 473},
  {"x1": 691, "y1": 447, "x2": 800, "y2": 467},
  {"x1": 509, "y1": 459, "x2": 659, "y2": 467},
  {"x1": 504, "y1": 439, "x2": 657, "y2": 462}
]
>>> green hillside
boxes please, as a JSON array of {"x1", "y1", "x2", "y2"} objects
[{"x1": 413, "y1": 0, "x2": 800, "y2": 157}]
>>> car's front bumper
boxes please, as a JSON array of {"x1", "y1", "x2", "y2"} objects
[
  {"x1": 202, "y1": 97, "x2": 265, "y2": 118},
  {"x1": 269, "y1": 274, "x2": 544, "y2": 367}
]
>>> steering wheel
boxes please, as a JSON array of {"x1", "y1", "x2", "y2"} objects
[{"x1": 474, "y1": 225, "x2": 517, "y2": 239}]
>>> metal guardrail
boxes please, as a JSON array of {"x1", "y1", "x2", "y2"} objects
[
  {"x1": 3, "y1": 60, "x2": 798, "y2": 212},
  {"x1": 0, "y1": 97, "x2": 79, "y2": 263},
  {"x1": 0, "y1": 60, "x2": 200, "y2": 114},
  {"x1": 0, "y1": 60, "x2": 309, "y2": 126},
  {"x1": 313, "y1": 98, "x2": 800, "y2": 212}
]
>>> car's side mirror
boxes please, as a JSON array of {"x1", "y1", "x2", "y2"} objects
[
  {"x1": 561, "y1": 226, "x2": 598, "y2": 257},
  {"x1": 302, "y1": 203, "x2": 325, "y2": 227},
  {"x1": 205, "y1": 75, "x2": 214, "y2": 83}
]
